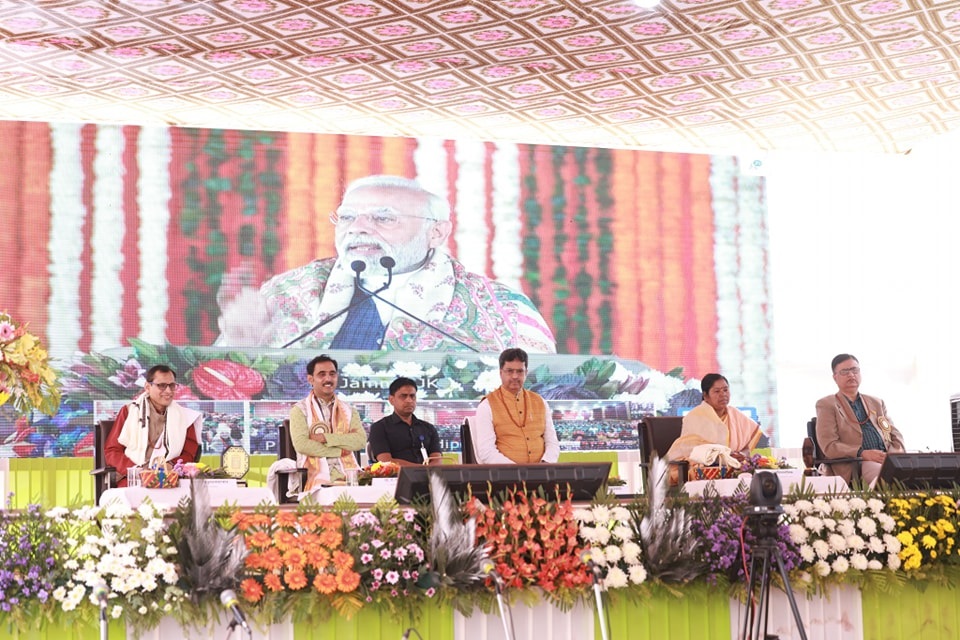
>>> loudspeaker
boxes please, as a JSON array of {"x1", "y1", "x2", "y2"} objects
[{"x1": 878, "y1": 453, "x2": 960, "y2": 489}]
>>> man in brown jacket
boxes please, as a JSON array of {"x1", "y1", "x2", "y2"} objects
[{"x1": 815, "y1": 353, "x2": 905, "y2": 487}]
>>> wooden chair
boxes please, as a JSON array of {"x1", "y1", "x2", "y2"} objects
[
  {"x1": 806, "y1": 417, "x2": 861, "y2": 482},
  {"x1": 637, "y1": 416, "x2": 688, "y2": 488},
  {"x1": 90, "y1": 419, "x2": 117, "y2": 505},
  {"x1": 276, "y1": 419, "x2": 308, "y2": 504},
  {"x1": 460, "y1": 418, "x2": 477, "y2": 464}
]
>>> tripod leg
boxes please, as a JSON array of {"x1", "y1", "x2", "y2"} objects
[
  {"x1": 741, "y1": 552, "x2": 761, "y2": 640},
  {"x1": 756, "y1": 549, "x2": 773, "y2": 640},
  {"x1": 773, "y1": 549, "x2": 808, "y2": 640}
]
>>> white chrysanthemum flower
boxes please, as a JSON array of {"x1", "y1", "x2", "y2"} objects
[
  {"x1": 812, "y1": 539, "x2": 830, "y2": 559},
  {"x1": 45, "y1": 506, "x2": 70, "y2": 519},
  {"x1": 877, "y1": 514, "x2": 896, "y2": 532},
  {"x1": 867, "y1": 498, "x2": 885, "y2": 514},
  {"x1": 604, "y1": 566, "x2": 628, "y2": 589},
  {"x1": 837, "y1": 519, "x2": 855, "y2": 537},
  {"x1": 868, "y1": 536, "x2": 886, "y2": 554},
  {"x1": 803, "y1": 516, "x2": 824, "y2": 533},
  {"x1": 594, "y1": 527, "x2": 611, "y2": 546},
  {"x1": 604, "y1": 545, "x2": 623, "y2": 563},
  {"x1": 53, "y1": 586, "x2": 67, "y2": 600},
  {"x1": 867, "y1": 559, "x2": 883, "y2": 571},
  {"x1": 799, "y1": 544, "x2": 815, "y2": 563},
  {"x1": 591, "y1": 505, "x2": 612, "y2": 523},
  {"x1": 574, "y1": 508, "x2": 595, "y2": 523},
  {"x1": 794, "y1": 499, "x2": 814, "y2": 513},
  {"x1": 857, "y1": 517, "x2": 878, "y2": 537},
  {"x1": 612, "y1": 525, "x2": 634, "y2": 542},
  {"x1": 610, "y1": 506, "x2": 630, "y2": 522},
  {"x1": 846, "y1": 534, "x2": 865, "y2": 551},
  {"x1": 827, "y1": 533, "x2": 847, "y2": 553},
  {"x1": 580, "y1": 526, "x2": 597, "y2": 543},
  {"x1": 782, "y1": 504, "x2": 798, "y2": 518},
  {"x1": 887, "y1": 554, "x2": 902, "y2": 570},
  {"x1": 815, "y1": 560, "x2": 831, "y2": 576},
  {"x1": 823, "y1": 517, "x2": 837, "y2": 531},
  {"x1": 789, "y1": 524, "x2": 809, "y2": 544},
  {"x1": 883, "y1": 534, "x2": 902, "y2": 553},
  {"x1": 830, "y1": 498, "x2": 850, "y2": 515},
  {"x1": 848, "y1": 497, "x2": 867, "y2": 511},
  {"x1": 628, "y1": 564, "x2": 647, "y2": 585},
  {"x1": 831, "y1": 557, "x2": 849, "y2": 573},
  {"x1": 622, "y1": 542, "x2": 642, "y2": 564},
  {"x1": 113, "y1": 606, "x2": 126, "y2": 618},
  {"x1": 850, "y1": 553, "x2": 868, "y2": 571},
  {"x1": 813, "y1": 498, "x2": 831, "y2": 515},
  {"x1": 588, "y1": 547, "x2": 606, "y2": 564}
]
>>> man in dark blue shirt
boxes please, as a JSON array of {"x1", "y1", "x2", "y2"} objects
[{"x1": 368, "y1": 377, "x2": 443, "y2": 466}]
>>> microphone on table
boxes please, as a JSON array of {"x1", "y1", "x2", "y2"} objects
[
  {"x1": 581, "y1": 548, "x2": 604, "y2": 581},
  {"x1": 357, "y1": 255, "x2": 480, "y2": 353},
  {"x1": 480, "y1": 559, "x2": 515, "y2": 640},
  {"x1": 94, "y1": 581, "x2": 109, "y2": 640},
  {"x1": 480, "y1": 558, "x2": 504, "y2": 591},
  {"x1": 281, "y1": 259, "x2": 391, "y2": 348},
  {"x1": 220, "y1": 589, "x2": 251, "y2": 636}
]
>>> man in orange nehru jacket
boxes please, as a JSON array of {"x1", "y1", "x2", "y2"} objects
[
  {"x1": 472, "y1": 348, "x2": 559, "y2": 464},
  {"x1": 104, "y1": 365, "x2": 201, "y2": 486}
]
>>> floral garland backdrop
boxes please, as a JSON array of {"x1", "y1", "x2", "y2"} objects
[{"x1": 2, "y1": 486, "x2": 959, "y2": 633}]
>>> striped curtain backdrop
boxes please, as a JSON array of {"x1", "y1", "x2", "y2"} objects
[{"x1": 0, "y1": 121, "x2": 772, "y2": 409}]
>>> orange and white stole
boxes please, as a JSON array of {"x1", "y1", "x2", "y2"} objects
[{"x1": 300, "y1": 394, "x2": 360, "y2": 490}]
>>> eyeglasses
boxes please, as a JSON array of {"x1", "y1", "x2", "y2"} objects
[
  {"x1": 836, "y1": 367, "x2": 860, "y2": 377},
  {"x1": 150, "y1": 382, "x2": 178, "y2": 391},
  {"x1": 329, "y1": 207, "x2": 439, "y2": 229}
]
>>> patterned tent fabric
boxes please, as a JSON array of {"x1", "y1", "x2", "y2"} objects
[{"x1": 0, "y1": 0, "x2": 958, "y2": 154}]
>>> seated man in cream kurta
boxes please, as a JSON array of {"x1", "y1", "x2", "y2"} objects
[
  {"x1": 289, "y1": 354, "x2": 366, "y2": 490},
  {"x1": 104, "y1": 365, "x2": 201, "y2": 487},
  {"x1": 472, "y1": 348, "x2": 560, "y2": 464},
  {"x1": 666, "y1": 373, "x2": 761, "y2": 463}
]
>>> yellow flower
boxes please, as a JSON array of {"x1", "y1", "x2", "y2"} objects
[
  {"x1": 922, "y1": 535, "x2": 937, "y2": 549},
  {"x1": 897, "y1": 531, "x2": 914, "y2": 546}
]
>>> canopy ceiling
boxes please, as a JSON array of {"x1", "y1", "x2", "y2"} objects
[{"x1": 1, "y1": 0, "x2": 959, "y2": 155}]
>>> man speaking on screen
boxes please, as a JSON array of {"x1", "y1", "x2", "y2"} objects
[{"x1": 216, "y1": 175, "x2": 555, "y2": 353}]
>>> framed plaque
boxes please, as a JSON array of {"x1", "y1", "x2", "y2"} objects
[{"x1": 221, "y1": 445, "x2": 250, "y2": 479}]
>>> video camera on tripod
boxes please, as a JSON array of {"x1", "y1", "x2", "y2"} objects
[{"x1": 740, "y1": 471, "x2": 807, "y2": 640}]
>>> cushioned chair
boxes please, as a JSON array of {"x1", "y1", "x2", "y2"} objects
[
  {"x1": 637, "y1": 416, "x2": 688, "y2": 488},
  {"x1": 90, "y1": 419, "x2": 117, "y2": 505},
  {"x1": 276, "y1": 419, "x2": 308, "y2": 504},
  {"x1": 806, "y1": 417, "x2": 861, "y2": 482},
  {"x1": 460, "y1": 418, "x2": 477, "y2": 464}
]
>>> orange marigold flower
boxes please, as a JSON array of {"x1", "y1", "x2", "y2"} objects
[
  {"x1": 298, "y1": 512, "x2": 323, "y2": 531},
  {"x1": 283, "y1": 547, "x2": 307, "y2": 570},
  {"x1": 244, "y1": 553, "x2": 262, "y2": 570},
  {"x1": 251, "y1": 513, "x2": 273, "y2": 529},
  {"x1": 336, "y1": 569, "x2": 361, "y2": 592},
  {"x1": 259, "y1": 548, "x2": 284, "y2": 572},
  {"x1": 240, "y1": 578, "x2": 264, "y2": 602},
  {"x1": 264, "y1": 573, "x2": 284, "y2": 592},
  {"x1": 319, "y1": 529, "x2": 343, "y2": 549},
  {"x1": 273, "y1": 530, "x2": 297, "y2": 551},
  {"x1": 230, "y1": 511, "x2": 251, "y2": 530},
  {"x1": 285, "y1": 568, "x2": 309, "y2": 590},
  {"x1": 318, "y1": 512, "x2": 342, "y2": 530},
  {"x1": 306, "y1": 547, "x2": 332, "y2": 570},
  {"x1": 246, "y1": 531, "x2": 273, "y2": 549},
  {"x1": 332, "y1": 550, "x2": 354, "y2": 571},
  {"x1": 314, "y1": 572, "x2": 338, "y2": 595},
  {"x1": 275, "y1": 511, "x2": 298, "y2": 528},
  {"x1": 298, "y1": 532, "x2": 321, "y2": 549}
]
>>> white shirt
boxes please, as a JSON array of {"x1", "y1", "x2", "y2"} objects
[{"x1": 471, "y1": 391, "x2": 560, "y2": 464}]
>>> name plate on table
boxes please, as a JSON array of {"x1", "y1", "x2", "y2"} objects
[
  {"x1": 372, "y1": 477, "x2": 398, "y2": 489},
  {"x1": 181, "y1": 478, "x2": 237, "y2": 488}
]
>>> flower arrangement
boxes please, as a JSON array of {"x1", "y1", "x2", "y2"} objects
[
  {"x1": 887, "y1": 493, "x2": 958, "y2": 572},
  {"x1": 47, "y1": 501, "x2": 185, "y2": 628},
  {"x1": 463, "y1": 487, "x2": 592, "y2": 608},
  {"x1": 363, "y1": 461, "x2": 400, "y2": 479},
  {"x1": 574, "y1": 503, "x2": 647, "y2": 590},
  {"x1": 739, "y1": 452, "x2": 791, "y2": 474},
  {"x1": 0, "y1": 498, "x2": 61, "y2": 629},
  {"x1": 346, "y1": 504, "x2": 428, "y2": 614},
  {"x1": 0, "y1": 312, "x2": 61, "y2": 417},
  {"x1": 783, "y1": 496, "x2": 902, "y2": 587},
  {"x1": 231, "y1": 505, "x2": 364, "y2": 621}
]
